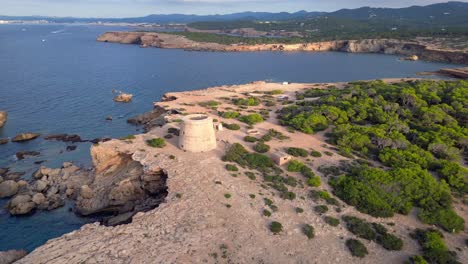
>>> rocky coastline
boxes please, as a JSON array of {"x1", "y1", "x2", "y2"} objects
[
  {"x1": 97, "y1": 32, "x2": 468, "y2": 64},
  {"x1": 10, "y1": 80, "x2": 467, "y2": 264}
]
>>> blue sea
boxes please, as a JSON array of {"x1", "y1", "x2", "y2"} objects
[{"x1": 0, "y1": 24, "x2": 456, "y2": 252}]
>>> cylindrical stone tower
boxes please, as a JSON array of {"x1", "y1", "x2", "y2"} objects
[{"x1": 178, "y1": 114, "x2": 217, "y2": 152}]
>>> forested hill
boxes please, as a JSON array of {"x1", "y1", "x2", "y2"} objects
[{"x1": 2, "y1": 1, "x2": 468, "y2": 25}]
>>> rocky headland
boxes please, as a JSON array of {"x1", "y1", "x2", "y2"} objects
[
  {"x1": 97, "y1": 32, "x2": 468, "y2": 64},
  {"x1": 12, "y1": 80, "x2": 468, "y2": 264}
]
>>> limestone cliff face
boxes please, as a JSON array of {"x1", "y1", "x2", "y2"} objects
[{"x1": 97, "y1": 32, "x2": 468, "y2": 64}]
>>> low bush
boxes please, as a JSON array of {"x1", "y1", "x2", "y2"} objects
[
  {"x1": 220, "y1": 111, "x2": 240, "y2": 119},
  {"x1": 307, "y1": 176, "x2": 321, "y2": 187},
  {"x1": 346, "y1": 239, "x2": 368, "y2": 258},
  {"x1": 223, "y1": 123, "x2": 241, "y2": 130},
  {"x1": 120, "y1": 135, "x2": 136, "y2": 140},
  {"x1": 324, "y1": 216, "x2": 340, "y2": 227},
  {"x1": 296, "y1": 207, "x2": 304, "y2": 213},
  {"x1": 245, "y1": 171, "x2": 256, "y2": 180},
  {"x1": 280, "y1": 191, "x2": 296, "y2": 200},
  {"x1": 225, "y1": 164, "x2": 239, "y2": 171},
  {"x1": 146, "y1": 138, "x2": 166, "y2": 148},
  {"x1": 233, "y1": 97, "x2": 261, "y2": 106},
  {"x1": 263, "y1": 209, "x2": 272, "y2": 217},
  {"x1": 314, "y1": 205, "x2": 329, "y2": 214},
  {"x1": 310, "y1": 149, "x2": 322, "y2": 157},
  {"x1": 244, "y1": 136, "x2": 258, "y2": 142},
  {"x1": 342, "y1": 216, "x2": 376, "y2": 241},
  {"x1": 270, "y1": 221, "x2": 283, "y2": 234},
  {"x1": 254, "y1": 142, "x2": 271, "y2": 153},
  {"x1": 286, "y1": 147, "x2": 308, "y2": 157},
  {"x1": 410, "y1": 229, "x2": 460, "y2": 264},
  {"x1": 302, "y1": 224, "x2": 315, "y2": 239},
  {"x1": 199, "y1": 100, "x2": 220, "y2": 107},
  {"x1": 287, "y1": 160, "x2": 305, "y2": 172},
  {"x1": 239, "y1": 113, "x2": 264, "y2": 125},
  {"x1": 377, "y1": 233, "x2": 404, "y2": 251},
  {"x1": 222, "y1": 143, "x2": 275, "y2": 170}
]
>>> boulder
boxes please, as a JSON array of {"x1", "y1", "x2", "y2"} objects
[
  {"x1": 32, "y1": 193, "x2": 46, "y2": 205},
  {"x1": 0, "y1": 249, "x2": 28, "y2": 264},
  {"x1": 0, "y1": 111, "x2": 7, "y2": 128},
  {"x1": 33, "y1": 180, "x2": 48, "y2": 192},
  {"x1": 80, "y1": 185, "x2": 94, "y2": 199},
  {"x1": 3, "y1": 172, "x2": 25, "y2": 181},
  {"x1": 113, "y1": 93, "x2": 133, "y2": 103},
  {"x1": 12, "y1": 133, "x2": 40, "y2": 142},
  {"x1": 0, "y1": 138, "x2": 8, "y2": 145},
  {"x1": 0, "y1": 168, "x2": 8, "y2": 176},
  {"x1": 46, "y1": 194, "x2": 65, "y2": 210},
  {"x1": 16, "y1": 151, "x2": 40, "y2": 160},
  {"x1": 44, "y1": 134, "x2": 83, "y2": 143},
  {"x1": 66, "y1": 145, "x2": 77, "y2": 152},
  {"x1": 8, "y1": 194, "x2": 36, "y2": 215},
  {"x1": 0, "y1": 180, "x2": 19, "y2": 198}
]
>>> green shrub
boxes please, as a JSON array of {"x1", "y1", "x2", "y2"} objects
[
  {"x1": 342, "y1": 216, "x2": 376, "y2": 241},
  {"x1": 302, "y1": 224, "x2": 315, "y2": 239},
  {"x1": 199, "y1": 100, "x2": 220, "y2": 107},
  {"x1": 310, "y1": 149, "x2": 322, "y2": 157},
  {"x1": 223, "y1": 123, "x2": 241, "y2": 130},
  {"x1": 239, "y1": 113, "x2": 264, "y2": 125},
  {"x1": 286, "y1": 147, "x2": 308, "y2": 157},
  {"x1": 244, "y1": 136, "x2": 258, "y2": 142},
  {"x1": 346, "y1": 239, "x2": 368, "y2": 258},
  {"x1": 146, "y1": 138, "x2": 166, "y2": 148},
  {"x1": 314, "y1": 205, "x2": 329, "y2": 214},
  {"x1": 120, "y1": 135, "x2": 136, "y2": 140},
  {"x1": 225, "y1": 164, "x2": 239, "y2": 171},
  {"x1": 407, "y1": 256, "x2": 429, "y2": 264},
  {"x1": 266, "y1": 89, "x2": 283, "y2": 95},
  {"x1": 167, "y1": 127, "x2": 180, "y2": 135},
  {"x1": 254, "y1": 142, "x2": 271, "y2": 153},
  {"x1": 280, "y1": 191, "x2": 296, "y2": 200},
  {"x1": 307, "y1": 176, "x2": 321, "y2": 187},
  {"x1": 263, "y1": 209, "x2": 272, "y2": 217},
  {"x1": 220, "y1": 111, "x2": 240, "y2": 119},
  {"x1": 270, "y1": 221, "x2": 283, "y2": 234},
  {"x1": 245, "y1": 171, "x2": 256, "y2": 180},
  {"x1": 296, "y1": 207, "x2": 304, "y2": 213},
  {"x1": 410, "y1": 229, "x2": 460, "y2": 264},
  {"x1": 224, "y1": 193, "x2": 231, "y2": 199},
  {"x1": 233, "y1": 97, "x2": 260, "y2": 106},
  {"x1": 377, "y1": 233, "x2": 404, "y2": 251},
  {"x1": 324, "y1": 216, "x2": 340, "y2": 227},
  {"x1": 287, "y1": 160, "x2": 305, "y2": 172},
  {"x1": 249, "y1": 194, "x2": 256, "y2": 199}
]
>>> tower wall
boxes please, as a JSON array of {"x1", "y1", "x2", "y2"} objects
[{"x1": 178, "y1": 114, "x2": 217, "y2": 152}]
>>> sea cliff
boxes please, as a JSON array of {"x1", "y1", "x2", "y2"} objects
[{"x1": 97, "y1": 32, "x2": 468, "y2": 64}]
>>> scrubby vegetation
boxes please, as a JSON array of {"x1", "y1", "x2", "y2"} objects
[
  {"x1": 286, "y1": 147, "x2": 308, "y2": 157},
  {"x1": 244, "y1": 136, "x2": 258, "y2": 142},
  {"x1": 346, "y1": 239, "x2": 368, "y2": 258},
  {"x1": 254, "y1": 142, "x2": 271, "y2": 153},
  {"x1": 310, "y1": 149, "x2": 322, "y2": 157},
  {"x1": 120, "y1": 135, "x2": 136, "y2": 140},
  {"x1": 225, "y1": 164, "x2": 239, "y2": 171},
  {"x1": 199, "y1": 100, "x2": 220, "y2": 108},
  {"x1": 146, "y1": 138, "x2": 166, "y2": 148},
  {"x1": 232, "y1": 97, "x2": 261, "y2": 106},
  {"x1": 324, "y1": 216, "x2": 340, "y2": 227},
  {"x1": 239, "y1": 113, "x2": 264, "y2": 125},
  {"x1": 223, "y1": 143, "x2": 275, "y2": 171},
  {"x1": 270, "y1": 221, "x2": 283, "y2": 234},
  {"x1": 410, "y1": 229, "x2": 460, "y2": 264},
  {"x1": 220, "y1": 111, "x2": 240, "y2": 119},
  {"x1": 279, "y1": 80, "x2": 467, "y2": 233},
  {"x1": 302, "y1": 224, "x2": 315, "y2": 239},
  {"x1": 222, "y1": 123, "x2": 241, "y2": 130},
  {"x1": 342, "y1": 215, "x2": 403, "y2": 251},
  {"x1": 314, "y1": 205, "x2": 329, "y2": 214}
]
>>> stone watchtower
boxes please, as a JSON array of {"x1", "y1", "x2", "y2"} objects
[{"x1": 178, "y1": 114, "x2": 217, "y2": 152}]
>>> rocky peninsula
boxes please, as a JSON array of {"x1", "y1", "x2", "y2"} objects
[
  {"x1": 11, "y1": 80, "x2": 468, "y2": 264},
  {"x1": 97, "y1": 32, "x2": 468, "y2": 64}
]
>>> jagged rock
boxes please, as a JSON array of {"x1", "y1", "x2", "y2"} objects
[
  {"x1": 63, "y1": 162, "x2": 73, "y2": 168},
  {"x1": 106, "y1": 116, "x2": 113, "y2": 121},
  {"x1": 32, "y1": 193, "x2": 46, "y2": 205},
  {"x1": 0, "y1": 249, "x2": 27, "y2": 264},
  {"x1": 105, "y1": 212, "x2": 135, "y2": 226},
  {"x1": 44, "y1": 134, "x2": 84, "y2": 143},
  {"x1": 12, "y1": 133, "x2": 40, "y2": 142},
  {"x1": 79, "y1": 185, "x2": 94, "y2": 199},
  {"x1": 113, "y1": 93, "x2": 133, "y2": 103},
  {"x1": 33, "y1": 180, "x2": 48, "y2": 192},
  {"x1": 127, "y1": 106, "x2": 166, "y2": 131},
  {"x1": 16, "y1": 151, "x2": 40, "y2": 160},
  {"x1": 16, "y1": 180, "x2": 28, "y2": 188},
  {"x1": 3, "y1": 171, "x2": 25, "y2": 181},
  {"x1": 33, "y1": 166, "x2": 60, "y2": 179},
  {"x1": 46, "y1": 194, "x2": 65, "y2": 210},
  {"x1": 8, "y1": 194, "x2": 35, "y2": 215},
  {"x1": 0, "y1": 180, "x2": 19, "y2": 198},
  {"x1": 0, "y1": 138, "x2": 8, "y2": 145},
  {"x1": 0, "y1": 111, "x2": 7, "y2": 128},
  {"x1": 66, "y1": 145, "x2": 77, "y2": 152},
  {"x1": 0, "y1": 168, "x2": 8, "y2": 176}
]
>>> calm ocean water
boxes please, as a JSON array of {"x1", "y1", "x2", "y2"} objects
[{"x1": 0, "y1": 24, "x2": 455, "y2": 252}]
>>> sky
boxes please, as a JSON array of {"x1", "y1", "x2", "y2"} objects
[{"x1": 1, "y1": 0, "x2": 467, "y2": 18}]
